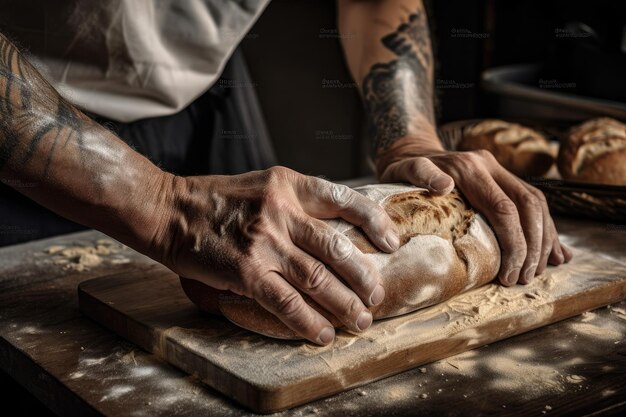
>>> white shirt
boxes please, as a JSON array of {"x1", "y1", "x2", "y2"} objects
[{"x1": 16, "y1": 0, "x2": 271, "y2": 122}]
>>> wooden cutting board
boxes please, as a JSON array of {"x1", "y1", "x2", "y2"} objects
[{"x1": 78, "y1": 248, "x2": 626, "y2": 414}]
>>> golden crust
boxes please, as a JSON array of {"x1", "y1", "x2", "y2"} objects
[
  {"x1": 460, "y1": 119, "x2": 554, "y2": 177},
  {"x1": 558, "y1": 117, "x2": 626, "y2": 185},
  {"x1": 180, "y1": 186, "x2": 501, "y2": 340}
]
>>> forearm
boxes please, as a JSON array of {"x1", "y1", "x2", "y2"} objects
[
  {"x1": 338, "y1": 0, "x2": 443, "y2": 174},
  {"x1": 0, "y1": 33, "x2": 170, "y2": 254}
]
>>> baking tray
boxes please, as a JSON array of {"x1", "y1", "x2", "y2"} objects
[
  {"x1": 481, "y1": 64, "x2": 626, "y2": 122},
  {"x1": 438, "y1": 119, "x2": 626, "y2": 224}
]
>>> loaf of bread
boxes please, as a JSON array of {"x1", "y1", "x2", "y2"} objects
[
  {"x1": 557, "y1": 117, "x2": 626, "y2": 185},
  {"x1": 459, "y1": 119, "x2": 555, "y2": 177},
  {"x1": 180, "y1": 184, "x2": 501, "y2": 340}
]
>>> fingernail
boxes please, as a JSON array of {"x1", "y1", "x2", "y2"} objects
[
  {"x1": 370, "y1": 285, "x2": 385, "y2": 306},
  {"x1": 429, "y1": 175, "x2": 451, "y2": 191},
  {"x1": 523, "y1": 267, "x2": 536, "y2": 284},
  {"x1": 505, "y1": 268, "x2": 521, "y2": 285},
  {"x1": 356, "y1": 311, "x2": 373, "y2": 331},
  {"x1": 385, "y1": 232, "x2": 400, "y2": 251},
  {"x1": 318, "y1": 327, "x2": 335, "y2": 344}
]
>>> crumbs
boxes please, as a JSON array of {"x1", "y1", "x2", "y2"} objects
[{"x1": 45, "y1": 239, "x2": 130, "y2": 271}]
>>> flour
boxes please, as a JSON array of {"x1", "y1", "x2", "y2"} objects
[
  {"x1": 68, "y1": 345, "x2": 225, "y2": 415},
  {"x1": 610, "y1": 307, "x2": 626, "y2": 320},
  {"x1": 45, "y1": 239, "x2": 129, "y2": 271},
  {"x1": 146, "y1": 247, "x2": 626, "y2": 395},
  {"x1": 568, "y1": 322, "x2": 624, "y2": 340},
  {"x1": 488, "y1": 357, "x2": 564, "y2": 394},
  {"x1": 433, "y1": 345, "x2": 566, "y2": 398},
  {"x1": 100, "y1": 385, "x2": 134, "y2": 402},
  {"x1": 565, "y1": 375, "x2": 585, "y2": 384}
]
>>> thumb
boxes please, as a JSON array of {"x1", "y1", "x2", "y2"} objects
[{"x1": 381, "y1": 157, "x2": 455, "y2": 195}]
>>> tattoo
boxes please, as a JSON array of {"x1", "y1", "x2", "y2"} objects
[
  {"x1": 363, "y1": 9, "x2": 434, "y2": 155},
  {"x1": 0, "y1": 33, "x2": 86, "y2": 176}
]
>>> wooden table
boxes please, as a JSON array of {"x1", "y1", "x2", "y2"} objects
[{"x1": 1, "y1": 217, "x2": 625, "y2": 416}]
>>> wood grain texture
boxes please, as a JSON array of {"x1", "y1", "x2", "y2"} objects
[
  {"x1": 0, "y1": 222, "x2": 625, "y2": 416},
  {"x1": 78, "y1": 248, "x2": 626, "y2": 413}
]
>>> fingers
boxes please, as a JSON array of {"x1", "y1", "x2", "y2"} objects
[
  {"x1": 252, "y1": 271, "x2": 335, "y2": 345},
  {"x1": 431, "y1": 150, "x2": 573, "y2": 286},
  {"x1": 522, "y1": 184, "x2": 557, "y2": 277},
  {"x1": 449, "y1": 156, "x2": 527, "y2": 286},
  {"x1": 279, "y1": 243, "x2": 374, "y2": 333},
  {"x1": 287, "y1": 214, "x2": 384, "y2": 307},
  {"x1": 296, "y1": 178, "x2": 400, "y2": 253},
  {"x1": 380, "y1": 156, "x2": 455, "y2": 195},
  {"x1": 490, "y1": 168, "x2": 544, "y2": 285},
  {"x1": 561, "y1": 243, "x2": 574, "y2": 263}
]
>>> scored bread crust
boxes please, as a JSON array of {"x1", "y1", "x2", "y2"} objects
[
  {"x1": 558, "y1": 117, "x2": 626, "y2": 185},
  {"x1": 460, "y1": 119, "x2": 554, "y2": 177},
  {"x1": 180, "y1": 184, "x2": 501, "y2": 340}
]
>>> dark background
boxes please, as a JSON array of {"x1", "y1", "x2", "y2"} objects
[
  {"x1": 1, "y1": 0, "x2": 626, "y2": 414},
  {"x1": 242, "y1": 0, "x2": 626, "y2": 179},
  {"x1": 1, "y1": 0, "x2": 625, "y2": 247}
]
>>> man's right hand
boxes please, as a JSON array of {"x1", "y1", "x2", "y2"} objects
[
  {"x1": 149, "y1": 166, "x2": 400, "y2": 345},
  {"x1": 0, "y1": 33, "x2": 399, "y2": 346}
]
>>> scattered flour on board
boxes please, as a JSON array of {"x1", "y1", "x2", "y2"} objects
[
  {"x1": 569, "y1": 322, "x2": 623, "y2": 340},
  {"x1": 568, "y1": 312, "x2": 625, "y2": 341},
  {"x1": 68, "y1": 346, "x2": 224, "y2": 414},
  {"x1": 610, "y1": 307, "x2": 626, "y2": 321},
  {"x1": 45, "y1": 239, "x2": 130, "y2": 271},
  {"x1": 488, "y1": 356, "x2": 564, "y2": 394},
  {"x1": 100, "y1": 385, "x2": 134, "y2": 402},
  {"x1": 144, "y1": 249, "x2": 626, "y2": 395}
]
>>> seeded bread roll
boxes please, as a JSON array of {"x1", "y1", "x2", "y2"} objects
[
  {"x1": 557, "y1": 117, "x2": 626, "y2": 186},
  {"x1": 459, "y1": 119, "x2": 555, "y2": 177},
  {"x1": 180, "y1": 184, "x2": 501, "y2": 340}
]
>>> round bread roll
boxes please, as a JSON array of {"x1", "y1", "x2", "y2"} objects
[
  {"x1": 180, "y1": 184, "x2": 501, "y2": 340},
  {"x1": 459, "y1": 119, "x2": 555, "y2": 177},
  {"x1": 557, "y1": 117, "x2": 626, "y2": 185}
]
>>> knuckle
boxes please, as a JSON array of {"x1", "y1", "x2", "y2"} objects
[
  {"x1": 304, "y1": 262, "x2": 331, "y2": 293},
  {"x1": 274, "y1": 290, "x2": 303, "y2": 318},
  {"x1": 300, "y1": 218, "x2": 319, "y2": 240},
  {"x1": 368, "y1": 205, "x2": 390, "y2": 229},
  {"x1": 507, "y1": 246, "x2": 528, "y2": 265},
  {"x1": 267, "y1": 165, "x2": 291, "y2": 180},
  {"x1": 492, "y1": 197, "x2": 518, "y2": 217},
  {"x1": 330, "y1": 184, "x2": 354, "y2": 208},
  {"x1": 533, "y1": 189, "x2": 548, "y2": 206},
  {"x1": 474, "y1": 149, "x2": 495, "y2": 162},
  {"x1": 261, "y1": 185, "x2": 282, "y2": 206},
  {"x1": 456, "y1": 151, "x2": 485, "y2": 174},
  {"x1": 343, "y1": 296, "x2": 363, "y2": 319},
  {"x1": 518, "y1": 191, "x2": 539, "y2": 211},
  {"x1": 328, "y1": 233, "x2": 354, "y2": 262},
  {"x1": 408, "y1": 157, "x2": 429, "y2": 177}
]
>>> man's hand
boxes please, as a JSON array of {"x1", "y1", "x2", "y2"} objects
[
  {"x1": 338, "y1": 0, "x2": 572, "y2": 286},
  {"x1": 150, "y1": 166, "x2": 399, "y2": 345},
  {"x1": 376, "y1": 136, "x2": 573, "y2": 287},
  {"x1": 0, "y1": 33, "x2": 400, "y2": 345}
]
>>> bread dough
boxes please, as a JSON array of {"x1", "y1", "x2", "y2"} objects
[{"x1": 180, "y1": 184, "x2": 501, "y2": 339}]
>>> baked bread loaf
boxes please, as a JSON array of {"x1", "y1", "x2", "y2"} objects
[
  {"x1": 460, "y1": 119, "x2": 555, "y2": 177},
  {"x1": 557, "y1": 117, "x2": 626, "y2": 185},
  {"x1": 180, "y1": 184, "x2": 501, "y2": 340}
]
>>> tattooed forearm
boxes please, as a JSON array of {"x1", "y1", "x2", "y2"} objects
[
  {"x1": 0, "y1": 33, "x2": 87, "y2": 177},
  {"x1": 0, "y1": 32, "x2": 170, "y2": 254},
  {"x1": 362, "y1": 8, "x2": 434, "y2": 155}
]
